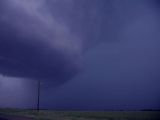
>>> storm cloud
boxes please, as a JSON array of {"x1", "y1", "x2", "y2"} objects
[
  {"x1": 0, "y1": 0, "x2": 134, "y2": 84},
  {"x1": 0, "y1": 0, "x2": 84, "y2": 84},
  {"x1": 0, "y1": 0, "x2": 160, "y2": 109}
]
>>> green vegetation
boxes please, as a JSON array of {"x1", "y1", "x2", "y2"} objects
[{"x1": 0, "y1": 109, "x2": 160, "y2": 120}]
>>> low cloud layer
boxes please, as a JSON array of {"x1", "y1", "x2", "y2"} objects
[
  {"x1": 0, "y1": 0, "x2": 128, "y2": 84},
  {"x1": 0, "y1": 0, "x2": 159, "y2": 85},
  {"x1": 0, "y1": 0, "x2": 160, "y2": 109},
  {"x1": 0, "y1": 0, "x2": 83, "y2": 85}
]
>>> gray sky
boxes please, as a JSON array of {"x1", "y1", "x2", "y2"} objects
[{"x1": 0, "y1": 0, "x2": 160, "y2": 110}]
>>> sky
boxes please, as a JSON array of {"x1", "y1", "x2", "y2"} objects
[{"x1": 0, "y1": 0, "x2": 160, "y2": 110}]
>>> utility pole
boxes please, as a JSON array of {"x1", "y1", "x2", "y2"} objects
[{"x1": 37, "y1": 79, "x2": 40, "y2": 111}]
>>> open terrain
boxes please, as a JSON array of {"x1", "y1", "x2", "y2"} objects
[{"x1": 0, "y1": 109, "x2": 160, "y2": 120}]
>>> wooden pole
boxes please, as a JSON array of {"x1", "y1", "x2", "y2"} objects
[{"x1": 37, "y1": 79, "x2": 40, "y2": 111}]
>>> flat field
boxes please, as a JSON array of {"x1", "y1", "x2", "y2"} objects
[{"x1": 0, "y1": 109, "x2": 160, "y2": 120}]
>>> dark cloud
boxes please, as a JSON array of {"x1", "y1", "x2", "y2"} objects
[
  {"x1": 0, "y1": 0, "x2": 160, "y2": 109},
  {"x1": 0, "y1": 0, "x2": 124, "y2": 85},
  {"x1": 40, "y1": 0, "x2": 160, "y2": 110},
  {"x1": 0, "y1": 0, "x2": 159, "y2": 85},
  {"x1": 0, "y1": 0, "x2": 83, "y2": 85}
]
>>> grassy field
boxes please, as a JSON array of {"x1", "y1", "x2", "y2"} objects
[{"x1": 0, "y1": 109, "x2": 160, "y2": 120}]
